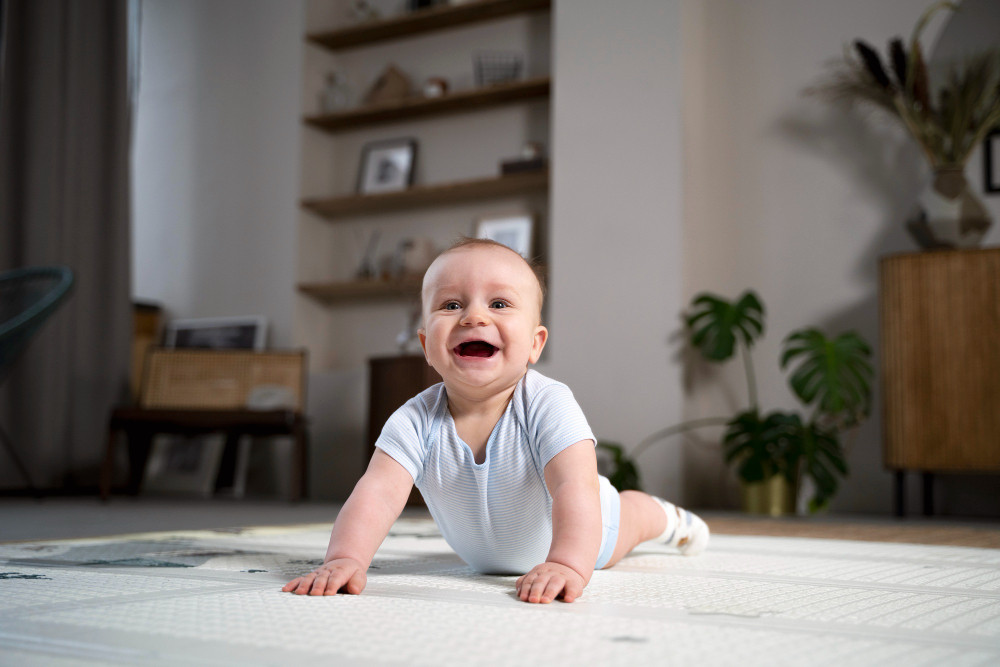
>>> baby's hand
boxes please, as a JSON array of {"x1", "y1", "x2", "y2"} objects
[
  {"x1": 515, "y1": 561, "x2": 586, "y2": 604},
  {"x1": 282, "y1": 557, "x2": 367, "y2": 596}
]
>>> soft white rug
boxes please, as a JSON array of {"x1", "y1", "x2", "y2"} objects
[{"x1": 1, "y1": 518, "x2": 998, "y2": 666}]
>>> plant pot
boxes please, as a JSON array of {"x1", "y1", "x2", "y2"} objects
[
  {"x1": 906, "y1": 167, "x2": 992, "y2": 250},
  {"x1": 741, "y1": 475, "x2": 796, "y2": 517}
]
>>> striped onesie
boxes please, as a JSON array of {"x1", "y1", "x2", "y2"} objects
[{"x1": 375, "y1": 369, "x2": 621, "y2": 574}]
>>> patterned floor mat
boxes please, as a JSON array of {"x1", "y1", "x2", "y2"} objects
[{"x1": 1, "y1": 518, "x2": 998, "y2": 666}]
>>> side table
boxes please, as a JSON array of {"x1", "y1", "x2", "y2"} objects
[{"x1": 880, "y1": 248, "x2": 1000, "y2": 516}]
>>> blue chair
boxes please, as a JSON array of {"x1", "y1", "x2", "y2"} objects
[{"x1": 0, "y1": 266, "x2": 75, "y2": 491}]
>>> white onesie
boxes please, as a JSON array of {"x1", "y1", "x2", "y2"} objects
[{"x1": 375, "y1": 369, "x2": 619, "y2": 574}]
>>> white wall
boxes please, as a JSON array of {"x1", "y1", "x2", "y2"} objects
[
  {"x1": 132, "y1": 0, "x2": 302, "y2": 348},
  {"x1": 545, "y1": 0, "x2": 686, "y2": 500}
]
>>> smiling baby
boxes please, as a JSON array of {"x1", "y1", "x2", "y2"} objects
[{"x1": 284, "y1": 238, "x2": 709, "y2": 603}]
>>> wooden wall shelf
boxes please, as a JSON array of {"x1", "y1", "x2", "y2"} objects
[
  {"x1": 303, "y1": 77, "x2": 549, "y2": 133},
  {"x1": 302, "y1": 170, "x2": 548, "y2": 220},
  {"x1": 306, "y1": 0, "x2": 551, "y2": 51},
  {"x1": 297, "y1": 278, "x2": 423, "y2": 304},
  {"x1": 299, "y1": 260, "x2": 549, "y2": 305}
]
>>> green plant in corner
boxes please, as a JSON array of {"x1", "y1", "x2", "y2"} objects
[
  {"x1": 596, "y1": 441, "x2": 643, "y2": 492},
  {"x1": 598, "y1": 290, "x2": 874, "y2": 513}
]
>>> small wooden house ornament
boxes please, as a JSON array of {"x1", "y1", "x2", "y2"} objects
[{"x1": 364, "y1": 65, "x2": 412, "y2": 105}]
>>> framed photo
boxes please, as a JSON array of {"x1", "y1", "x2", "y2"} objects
[
  {"x1": 152, "y1": 315, "x2": 266, "y2": 498},
  {"x1": 475, "y1": 213, "x2": 535, "y2": 258},
  {"x1": 142, "y1": 436, "x2": 227, "y2": 498},
  {"x1": 357, "y1": 138, "x2": 417, "y2": 194},
  {"x1": 984, "y1": 129, "x2": 1000, "y2": 194},
  {"x1": 165, "y1": 316, "x2": 267, "y2": 350}
]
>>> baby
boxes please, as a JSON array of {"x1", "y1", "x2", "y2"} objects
[{"x1": 284, "y1": 238, "x2": 709, "y2": 603}]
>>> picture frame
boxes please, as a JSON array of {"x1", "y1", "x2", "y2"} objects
[
  {"x1": 149, "y1": 315, "x2": 267, "y2": 497},
  {"x1": 164, "y1": 315, "x2": 267, "y2": 350},
  {"x1": 984, "y1": 129, "x2": 1000, "y2": 194},
  {"x1": 357, "y1": 137, "x2": 417, "y2": 194},
  {"x1": 142, "y1": 437, "x2": 227, "y2": 498},
  {"x1": 475, "y1": 213, "x2": 535, "y2": 259}
]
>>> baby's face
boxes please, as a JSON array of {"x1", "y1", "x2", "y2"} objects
[{"x1": 419, "y1": 245, "x2": 547, "y2": 398}]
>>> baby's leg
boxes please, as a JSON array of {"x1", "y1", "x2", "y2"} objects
[{"x1": 601, "y1": 490, "x2": 709, "y2": 568}]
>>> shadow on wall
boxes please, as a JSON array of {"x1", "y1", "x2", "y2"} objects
[
  {"x1": 778, "y1": 106, "x2": 924, "y2": 262},
  {"x1": 674, "y1": 324, "x2": 742, "y2": 510}
]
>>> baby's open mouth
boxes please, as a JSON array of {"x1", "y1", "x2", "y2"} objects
[{"x1": 455, "y1": 341, "x2": 498, "y2": 358}]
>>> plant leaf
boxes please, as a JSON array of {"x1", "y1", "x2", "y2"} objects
[
  {"x1": 723, "y1": 409, "x2": 801, "y2": 484},
  {"x1": 889, "y1": 38, "x2": 908, "y2": 88},
  {"x1": 686, "y1": 291, "x2": 765, "y2": 361},
  {"x1": 781, "y1": 329, "x2": 874, "y2": 425},
  {"x1": 854, "y1": 40, "x2": 892, "y2": 90}
]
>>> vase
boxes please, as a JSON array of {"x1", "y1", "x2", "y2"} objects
[
  {"x1": 906, "y1": 167, "x2": 992, "y2": 250},
  {"x1": 741, "y1": 475, "x2": 796, "y2": 517}
]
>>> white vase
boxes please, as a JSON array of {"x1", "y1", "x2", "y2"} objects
[{"x1": 906, "y1": 167, "x2": 992, "y2": 249}]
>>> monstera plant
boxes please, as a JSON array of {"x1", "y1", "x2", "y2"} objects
[{"x1": 599, "y1": 291, "x2": 874, "y2": 513}]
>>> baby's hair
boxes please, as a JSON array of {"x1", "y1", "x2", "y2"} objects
[{"x1": 440, "y1": 237, "x2": 547, "y2": 307}]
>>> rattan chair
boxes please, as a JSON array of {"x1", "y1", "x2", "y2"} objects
[
  {"x1": 101, "y1": 348, "x2": 309, "y2": 501},
  {"x1": 0, "y1": 266, "x2": 75, "y2": 491}
]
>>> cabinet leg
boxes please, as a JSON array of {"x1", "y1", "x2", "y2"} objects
[
  {"x1": 100, "y1": 428, "x2": 118, "y2": 500},
  {"x1": 126, "y1": 430, "x2": 154, "y2": 495},
  {"x1": 894, "y1": 470, "x2": 906, "y2": 518},
  {"x1": 291, "y1": 424, "x2": 308, "y2": 503},
  {"x1": 922, "y1": 471, "x2": 934, "y2": 516}
]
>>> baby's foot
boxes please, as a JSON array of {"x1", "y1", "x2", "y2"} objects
[{"x1": 652, "y1": 497, "x2": 709, "y2": 555}]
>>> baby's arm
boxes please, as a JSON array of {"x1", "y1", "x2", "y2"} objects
[
  {"x1": 283, "y1": 449, "x2": 413, "y2": 596},
  {"x1": 516, "y1": 440, "x2": 602, "y2": 603}
]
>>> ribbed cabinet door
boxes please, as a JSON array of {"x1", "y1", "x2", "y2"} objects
[{"x1": 880, "y1": 249, "x2": 1000, "y2": 471}]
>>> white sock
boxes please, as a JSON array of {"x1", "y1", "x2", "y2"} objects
[{"x1": 653, "y1": 497, "x2": 710, "y2": 556}]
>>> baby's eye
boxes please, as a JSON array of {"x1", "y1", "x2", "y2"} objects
[
  {"x1": 490, "y1": 300, "x2": 509, "y2": 309},
  {"x1": 443, "y1": 301, "x2": 461, "y2": 311}
]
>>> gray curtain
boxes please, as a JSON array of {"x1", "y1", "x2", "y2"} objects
[{"x1": 0, "y1": 0, "x2": 133, "y2": 489}]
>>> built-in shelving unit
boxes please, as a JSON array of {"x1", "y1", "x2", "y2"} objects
[
  {"x1": 303, "y1": 77, "x2": 549, "y2": 133},
  {"x1": 301, "y1": 170, "x2": 548, "y2": 221},
  {"x1": 306, "y1": 0, "x2": 550, "y2": 51},
  {"x1": 298, "y1": 0, "x2": 551, "y2": 306}
]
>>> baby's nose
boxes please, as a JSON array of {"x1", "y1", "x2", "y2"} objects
[{"x1": 460, "y1": 305, "x2": 490, "y2": 326}]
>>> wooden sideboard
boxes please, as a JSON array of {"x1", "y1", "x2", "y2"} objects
[
  {"x1": 368, "y1": 354, "x2": 441, "y2": 506},
  {"x1": 880, "y1": 248, "x2": 1000, "y2": 515}
]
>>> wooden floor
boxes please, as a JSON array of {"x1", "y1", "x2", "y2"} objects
[
  {"x1": 706, "y1": 513, "x2": 1000, "y2": 548},
  {"x1": 2, "y1": 499, "x2": 999, "y2": 548}
]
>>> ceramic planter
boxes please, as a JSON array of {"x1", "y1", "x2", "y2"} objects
[
  {"x1": 741, "y1": 475, "x2": 796, "y2": 517},
  {"x1": 906, "y1": 167, "x2": 992, "y2": 249}
]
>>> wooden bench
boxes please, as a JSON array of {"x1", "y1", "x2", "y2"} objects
[{"x1": 100, "y1": 349, "x2": 308, "y2": 501}]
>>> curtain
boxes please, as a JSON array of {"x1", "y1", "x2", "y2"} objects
[{"x1": 0, "y1": 0, "x2": 133, "y2": 490}]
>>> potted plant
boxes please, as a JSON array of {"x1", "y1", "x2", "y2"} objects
[
  {"x1": 808, "y1": 1, "x2": 1000, "y2": 249},
  {"x1": 599, "y1": 291, "x2": 874, "y2": 514}
]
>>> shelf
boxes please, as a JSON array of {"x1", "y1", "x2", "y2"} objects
[
  {"x1": 301, "y1": 169, "x2": 548, "y2": 220},
  {"x1": 298, "y1": 278, "x2": 423, "y2": 304},
  {"x1": 306, "y1": 0, "x2": 551, "y2": 51},
  {"x1": 304, "y1": 77, "x2": 549, "y2": 134}
]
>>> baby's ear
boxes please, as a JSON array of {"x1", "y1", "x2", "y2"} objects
[
  {"x1": 528, "y1": 326, "x2": 548, "y2": 364},
  {"x1": 418, "y1": 329, "x2": 428, "y2": 356}
]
